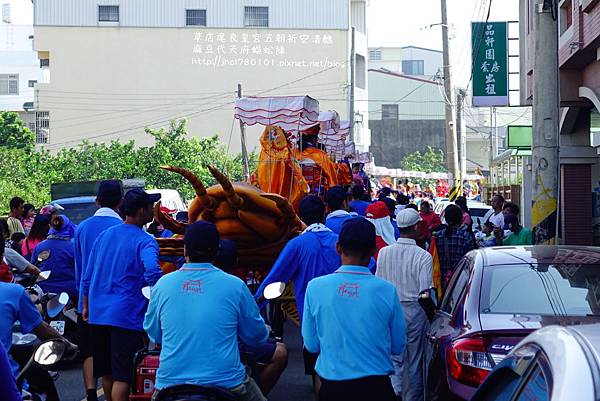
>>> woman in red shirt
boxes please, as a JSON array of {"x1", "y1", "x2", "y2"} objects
[{"x1": 419, "y1": 201, "x2": 441, "y2": 247}]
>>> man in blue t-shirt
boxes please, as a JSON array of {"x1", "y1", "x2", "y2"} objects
[
  {"x1": 0, "y1": 239, "x2": 76, "y2": 400},
  {"x1": 302, "y1": 218, "x2": 407, "y2": 401},
  {"x1": 74, "y1": 179, "x2": 123, "y2": 401},
  {"x1": 0, "y1": 343, "x2": 20, "y2": 401},
  {"x1": 144, "y1": 221, "x2": 269, "y2": 401},
  {"x1": 348, "y1": 184, "x2": 371, "y2": 216},
  {"x1": 324, "y1": 186, "x2": 355, "y2": 234},
  {"x1": 82, "y1": 188, "x2": 162, "y2": 401}
]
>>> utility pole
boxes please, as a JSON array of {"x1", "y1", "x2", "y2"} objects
[
  {"x1": 531, "y1": 0, "x2": 559, "y2": 244},
  {"x1": 349, "y1": 27, "x2": 356, "y2": 143},
  {"x1": 489, "y1": 107, "x2": 494, "y2": 185},
  {"x1": 440, "y1": 0, "x2": 459, "y2": 182},
  {"x1": 456, "y1": 89, "x2": 467, "y2": 180},
  {"x1": 237, "y1": 83, "x2": 250, "y2": 181}
]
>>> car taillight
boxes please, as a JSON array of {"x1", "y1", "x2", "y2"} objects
[{"x1": 447, "y1": 337, "x2": 493, "y2": 387}]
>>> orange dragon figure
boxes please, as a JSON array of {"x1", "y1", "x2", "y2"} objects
[
  {"x1": 155, "y1": 165, "x2": 305, "y2": 279},
  {"x1": 254, "y1": 125, "x2": 308, "y2": 212}
]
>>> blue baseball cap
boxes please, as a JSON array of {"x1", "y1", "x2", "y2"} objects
[
  {"x1": 122, "y1": 188, "x2": 161, "y2": 216},
  {"x1": 97, "y1": 180, "x2": 123, "y2": 204},
  {"x1": 338, "y1": 217, "x2": 376, "y2": 251},
  {"x1": 184, "y1": 221, "x2": 220, "y2": 256}
]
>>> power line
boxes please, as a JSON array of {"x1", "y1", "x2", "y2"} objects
[{"x1": 45, "y1": 59, "x2": 351, "y2": 149}]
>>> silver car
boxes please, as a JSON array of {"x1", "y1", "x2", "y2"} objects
[{"x1": 472, "y1": 324, "x2": 600, "y2": 401}]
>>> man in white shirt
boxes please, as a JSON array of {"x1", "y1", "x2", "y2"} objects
[
  {"x1": 376, "y1": 208, "x2": 433, "y2": 401},
  {"x1": 488, "y1": 194, "x2": 505, "y2": 228}
]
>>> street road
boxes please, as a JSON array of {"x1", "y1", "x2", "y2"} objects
[{"x1": 55, "y1": 322, "x2": 313, "y2": 401}]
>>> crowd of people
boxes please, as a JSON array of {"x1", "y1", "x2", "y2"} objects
[{"x1": 0, "y1": 179, "x2": 534, "y2": 401}]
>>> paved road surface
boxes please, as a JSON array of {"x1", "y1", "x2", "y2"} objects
[{"x1": 55, "y1": 322, "x2": 313, "y2": 401}]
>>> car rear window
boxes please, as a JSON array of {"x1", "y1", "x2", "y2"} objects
[
  {"x1": 59, "y1": 202, "x2": 99, "y2": 224},
  {"x1": 481, "y1": 264, "x2": 600, "y2": 316},
  {"x1": 469, "y1": 207, "x2": 491, "y2": 217}
]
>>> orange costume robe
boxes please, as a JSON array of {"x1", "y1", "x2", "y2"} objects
[
  {"x1": 295, "y1": 147, "x2": 339, "y2": 192},
  {"x1": 254, "y1": 125, "x2": 307, "y2": 212}
]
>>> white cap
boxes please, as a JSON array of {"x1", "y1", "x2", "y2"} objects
[{"x1": 396, "y1": 208, "x2": 422, "y2": 228}]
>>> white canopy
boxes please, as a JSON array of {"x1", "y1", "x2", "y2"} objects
[
  {"x1": 234, "y1": 96, "x2": 320, "y2": 128},
  {"x1": 277, "y1": 110, "x2": 340, "y2": 136}
]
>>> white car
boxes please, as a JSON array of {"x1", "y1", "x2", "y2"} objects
[
  {"x1": 436, "y1": 200, "x2": 493, "y2": 231},
  {"x1": 472, "y1": 324, "x2": 600, "y2": 401}
]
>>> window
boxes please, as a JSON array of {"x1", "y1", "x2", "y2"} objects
[
  {"x1": 442, "y1": 262, "x2": 470, "y2": 314},
  {"x1": 98, "y1": 5, "x2": 119, "y2": 22},
  {"x1": 244, "y1": 6, "x2": 268, "y2": 27},
  {"x1": 186, "y1": 9, "x2": 206, "y2": 26},
  {"x1": 402, "y1": 60, "x2": 425, "y2": 75},
  {"x1": 2, "y1": 3, "x2": 10, "y2": 23},
  {"x1": 480, "y1": 263, "x2": 600, "y2": 316},
  {"x1": 28, "y1": 80, "x2": 37, "y2": 88},
  {"x1": 356, "y1": 54, "x2": 366, "y2": 89},
  {"x1": 369, "y1": 49, "x2": 382, "y2": 60},
  {"x1": 35, "y1": 111, "x2": 49, "y2": 144},
  {"x1": 560, "y1": 0, "x2": 573, "y2": 35},
  {"x1": 516, "y1": 363, "x2": 549, "y2": 401},
  {"x1": 382, "y1": 104, "x2": 399, "y2": 120},
  {"x1": 0, "y1": 74, "x2": 19, "y2": 95},
  {"x1": 28, "y1": 122, "x2": 36, "y2": 132}
]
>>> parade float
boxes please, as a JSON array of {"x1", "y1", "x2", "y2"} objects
[{"x1": 155, "y1": 95, "x2": 359, "y2": 280}]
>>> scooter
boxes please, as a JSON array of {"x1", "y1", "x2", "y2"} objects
[
  {"x1": 131, "y1": 282, "x2": 287, "y2": 401},
  {"x1": 16, "y1": 338, "x2": 78, "y2": 401}
]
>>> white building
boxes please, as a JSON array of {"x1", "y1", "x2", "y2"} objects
[
  {"x1": 32, "y1": 0, "x2": 369, "y2": 153},
  {"x1": 367, "y1": 46, "x2": 442, "y2": 79},
  {"x1": 1, "y1": 0, "x2": 44, "y2": 140}
]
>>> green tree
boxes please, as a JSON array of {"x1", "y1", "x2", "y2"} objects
[
  {"x1": 400, "y1": 146, "x2": 446, "y2": 173},
  {"x1": 0, "y1": 119, "x2": 256, "y2": 212},
  {"x1": 0, "y1": 111, "x2": 35, "y2": 151}
]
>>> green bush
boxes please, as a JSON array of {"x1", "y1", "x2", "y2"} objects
[{"x1": 0, "y1": 118, "x2": 255, "y2": 213}]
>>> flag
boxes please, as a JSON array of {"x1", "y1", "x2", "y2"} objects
[{"x1": 429, "y1": 236, "x2": 442, "y2": 300}]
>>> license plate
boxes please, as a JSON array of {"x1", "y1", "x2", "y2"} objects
[{"x1": 50, "y1": 320, "x2": 65, "y2": 335}]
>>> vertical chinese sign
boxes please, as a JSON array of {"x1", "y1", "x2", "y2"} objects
[{"x1": 471, "y1": 22, "x2": 509, "y2": 107}]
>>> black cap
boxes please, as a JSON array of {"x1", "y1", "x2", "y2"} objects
[
  {"x1": 121, "y1": 188, "x2": 161, "y2": 216},
  {"x1": 338, "y1": 217, "x2": 376, "y2": 251},
  {"x1": 379, "y1": 187, "x2": 392, "y2": 197},
  {"x1": 325, "y1": 186, "x2": 347, "y2": 206},
  {"x1": 299, "y1": 195, "x2": 325, "y2": 221},
  {"x1": 97, "y1": 180, "x2": 123, "y2": 205},
  {"x1": 184, "y1": 221, "x2": 220, "y2": 256}
]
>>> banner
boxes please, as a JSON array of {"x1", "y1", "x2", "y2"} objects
[{"x1": 472, "y1": 22, "x2": 509, "y2": 107}]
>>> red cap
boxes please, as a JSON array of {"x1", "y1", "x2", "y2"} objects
[{"x1": 365, "y1": 201, "x2": 390, "y2": 219}]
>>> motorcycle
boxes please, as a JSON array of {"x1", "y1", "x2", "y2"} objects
[
  {"x1": 13, "y1": 249, "x2": 78, "y2": 340},
  {"x1": 131, "y1": 282, "x2": 287, "y2": 401},
  {"x1": 16, "y1": 338, "x2": 78, "y2": 401}
]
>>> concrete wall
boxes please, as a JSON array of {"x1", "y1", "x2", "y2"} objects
[
  {"x1": 368, "y1": 69, "x2": 445, "y2": 120},
  {"x1": 368, "y1": 46, "x2": 442, "y2": 77},
  {"x1": 369, "y1": 119, "x2": 446, "y2": 168},
  {"x1": 400, "y1": 46, "x2": 442, "y2": 77},
  {"x1": 33, "y1": 0, "x2": 350, "y2": 29},
  {"x1": 33, "y1": 26, "x2": 350, "y2": 152}
]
